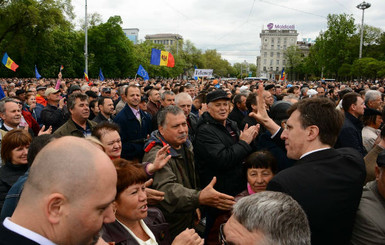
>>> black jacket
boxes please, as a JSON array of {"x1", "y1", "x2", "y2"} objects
[
  {"x1": 40, "y1": 104, "x2": 67, "y2": 132},
  {"x1": 335, "y1": 112, "x2": 367, "y2": 156},
  {"x1": 0, "y1": 162, "x2": 28, "y2": 211},
  {"x1": 92, "y1": 113, "x2": 113, "y2": 124},
  {"x1": 228, "y1": 106, "x2": 246, "y2": 130},
  {"x1": 267, "y1": 133, "x2": 366, "y2": 245},
  {"x1": 0, "y1": 222, "x2": 39, "y2": 245},
  {"x1": 193, "y1": 112, "x2": 252, "y2": 196}
]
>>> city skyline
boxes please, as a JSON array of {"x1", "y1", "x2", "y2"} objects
[{"x1": 71, "y1": 0, "x2": 385, "y2": 65}]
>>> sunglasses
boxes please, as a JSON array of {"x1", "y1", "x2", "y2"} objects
[{"x1": 219, "y1": 223, "x2": 227, "y2": 245}]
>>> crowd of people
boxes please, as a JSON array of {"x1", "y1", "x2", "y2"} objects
[{"x1": 0, "y1": 75, "x2": 384, "y2": 244}]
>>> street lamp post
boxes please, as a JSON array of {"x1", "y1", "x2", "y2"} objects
[
  {"x1": 84, "y1": 0, "x2": 88, "y2": 74},
  {"x1": 356, "y1": 1, "x2": 371, "y2": 59}
]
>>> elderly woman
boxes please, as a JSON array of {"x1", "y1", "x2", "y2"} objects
[
  {"x1": 206, "y1": 150, "x2": 278, "y2": 245},
  {"x1": 102, "y1": 159, "x2": 203, "y2": 245},
  {"x1": 0, "y1": 129, "x2": 32, "y2": 211}
]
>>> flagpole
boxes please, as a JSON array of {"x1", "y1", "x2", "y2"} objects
[{"x1": 84, "y1": 0, "x2": 88, "y2": 75}]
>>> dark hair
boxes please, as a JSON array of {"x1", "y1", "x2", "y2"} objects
[
  {"x1": 288, "y1": 97, "x2": 344, "y2": 146},
  {"x1": 67, "y1": 93, "x2": 88, "y2": 110},
  {"x1": 342, "y1": 92, "x2": 360, "y2": 112},
  {"x1": 89, "y1": 100, "x2": 98, "y2": 109},
  {"x1": 125, "y1": 85, "x2": 140, "y2": 96},
  {"x1": 1, "y1": 129, "x2": 32, "y2": 164},
  {"x1": 113, "y1": 158, "x2": 148, "y2": 200},
  {"x1": 244, "y1": 150, "x2": 278, "y2": 175},
  {"x1": 97, "y1": 96, "x2": 112, "y2": 107},
  {"x1": 233, "y1": 93, "x2": 246, "y2": 106},
  {"x1": 92, "y1": 121, "x2": 120, "y2": 141},
  {"x1": 27, "y1": 134, "x2": 58, "y2": 166},
  {"x1": 246, "y1": 92, "x2": 257, "y2": 112}
]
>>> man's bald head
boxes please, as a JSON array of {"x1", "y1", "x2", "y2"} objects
[
  {"x1": 13, "y1": 136, "x2": 117, "y2": 245},
  {"x1": 25, "y1": 137, "x2": 108, "y2": 201}
]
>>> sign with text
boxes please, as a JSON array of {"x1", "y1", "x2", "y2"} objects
[
  {"x1": 267, "y1": 23, "x2": 295, "y2": 30},
  {"x1": 194, "y1": 69, "x2": 213, "y2": 77}
]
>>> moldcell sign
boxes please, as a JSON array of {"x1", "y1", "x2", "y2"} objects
[{"x1": 267, "y1": 23, "x2": 295, "y2": 30}]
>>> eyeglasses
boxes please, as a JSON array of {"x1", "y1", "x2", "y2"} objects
[{"x1": 219, "y1": 223, "x2": 227, "y2": 245}]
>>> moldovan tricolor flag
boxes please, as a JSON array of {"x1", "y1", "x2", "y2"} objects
[
  {"x1": 150, "y1": 48, "x2": 175, "y2": 67},
  {"x1": 2, "y1": 53, "x2": 19, "y2": 71},
  {"x1": 84, "y1": 70, "x2": 89, "y2": 82},
  {"x1": 280, "y1": 68, "x2": 286, "y2": 81}
]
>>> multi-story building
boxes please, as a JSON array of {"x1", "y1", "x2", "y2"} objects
[
  {"x1": 257, "y1": 24, "x2": 299, "y2": 80},
  {"x1": 123, "y1": 28, "x2": 139, "y2": 44},
  {"x1": 144, "y1": 33, "x2": 183, "y2": 51}
]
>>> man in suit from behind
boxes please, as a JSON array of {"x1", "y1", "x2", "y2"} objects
[{"x1": 251, "y1": 84, "x2": 366, "y2": 245}]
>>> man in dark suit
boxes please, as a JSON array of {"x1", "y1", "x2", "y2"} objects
[
  {"x1": 228, "y1": 93, "x2": 247, "y2": 130},
  {"x1": 251, "y1": 84, "x2": 366, "y2": 245},
  {"x1": 0, "y1": 137, "x2": 117, "y2": 244},
  {"x1": 114, "y1": 85, "x2": 152, "y2": 161}
]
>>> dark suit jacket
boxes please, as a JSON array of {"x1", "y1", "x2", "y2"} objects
[
  {"x1": 0, "y1": 222, "x2": 39, "y2": 244},
  {"x1": 228, "y1": 106, "x2": 246, "y2": 130},
  {"x1": 114, "y1": 104, "x2": 152, "y2": 160},
  {"x1": 335, "y1": 112, "x2": 367, "y2": 157},
  {"x1": 267, "y1": 146, "x2": 366, "y2": 245}
]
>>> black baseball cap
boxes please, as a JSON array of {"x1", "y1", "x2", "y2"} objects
[{"x1": 206, "y1": 89, "x2": 230, "y2": 104}]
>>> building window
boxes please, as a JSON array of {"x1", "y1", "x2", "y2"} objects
[
  {"x1": 271, "y1": 38, "x2": 274, "y2": 43},
  {"x1": 276, "y1": 67, "x2": 279, "y2": 71},
  {"x1": 263, "y1": 59, "x2": 267, "y2": 65},
  {"x1": 277, "y1": 52, "x2": 280, "y2": 58},
  {"x1": 270, "y1": 52, "x2": 273, "y2": 57},
  {"x1": 277, "y1": 45, "x2": 280, "y2": 49},
  {"x1": 276, "y1": 60, "x2": 280, "y2": 65},
  {"x1": 264, "y1": 52, "x2": 267, "y2": 58},
  {"x1": 283, "y1": 45, "x2": 287, "y2": 49},
  {"x1": 265, "y1": 38, "x2": 268, "y2": 42},
  {"x1": 170, "y1": 40, "x2": 173, "y2": 45},
  {"x1": 271, "y1": 44, "x2": 274, "y2": 49},
  {"x1": 263, "y1": 66, "x2": 266, "y2": 71},
  {"x1": 166, "y1": 40, "x2": 169, "y2": 45},
  {"x1": 277, "y1": 38, "x2": 281, "y2": 44},
  {"x1": 270, "y1": 60, "x2": 273, "y2": 66},
  {"x1": 283, "y1": 60, "x2": 286, "y2": 65}
]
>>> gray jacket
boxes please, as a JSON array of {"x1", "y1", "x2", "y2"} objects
[{"x1": 351, "y1": 181, "x2": 385, "y2": 245}]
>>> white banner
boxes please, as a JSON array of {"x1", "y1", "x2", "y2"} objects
[{"x1": 194, "y1": 69, "x2": 213, "y2": 77}]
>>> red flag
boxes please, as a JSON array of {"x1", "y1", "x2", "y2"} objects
[{"x1": 167, "y1": 53, "x2": 175, "y2": 68}]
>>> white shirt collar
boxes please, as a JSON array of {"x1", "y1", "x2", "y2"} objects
[
  {"x1": 3, "y1": 123, "x2": 16, "y2": 131},
  {"x1": 3, "y1": 218, "x2": 57, "y2": 245},
  {"x1": 300, "y1": 147, "x2": 331, "y2": 159}
]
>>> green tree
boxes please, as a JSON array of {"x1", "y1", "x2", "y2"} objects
[{"x1": 284, "y1": 45, "x2": 302, "y2": 80}]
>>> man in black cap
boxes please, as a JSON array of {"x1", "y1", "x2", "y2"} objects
[
  {"x1": 35, "y1": 86, "x2": 47, "y2": 106},
  {"x1": 101, "y1": 87, "x2": 112, "y2": 98},
  {"x1": 193, "y1": 89, "x2": 259, "y2": 237},
  {"x1": 351, "y1": 149, "x2": 385, "y2": 244},
  {"x1": 15, "y1": 89, "x2": 26, "y2": 103}
]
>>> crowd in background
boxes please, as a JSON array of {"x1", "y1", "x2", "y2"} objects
[{"x1": 0, "y1": 75, "x2": 384, "y2": 244}]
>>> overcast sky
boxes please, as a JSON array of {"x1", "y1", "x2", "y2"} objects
[{"x1": 71, "y1": 0, "x2": 384, "y2": 65}]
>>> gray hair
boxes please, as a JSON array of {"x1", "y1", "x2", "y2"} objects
[
  {"x1": 175, "y1": 92, "x2": 192, "y2": 105},
  {"x1": 0, "y1": 98, "x2": 18, "y2": 114},
  {"x1": 233, "y1": 191, "x2": 311, "y2": 245},
  {"x1": 365, "y1": 90, "x2": 381, "y2": 104},
  {"x1": 161, "y1": 90, "x2": 175, "y2": 101},
  {"x1": 119, "y1": 85, "x2": 128, "y2": 96},
  {"x1": 67, "y1": 93, "x2": 88, "y2": 110},
  {"x1": 157, "y1": 105, "x2": 184, "y2": 127}
]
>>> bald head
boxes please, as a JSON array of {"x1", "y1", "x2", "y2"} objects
[
  {"x1": 24, "y1": 136, "x2": 115, "y2": 201},
  {"x1": 13, "y1": 136, "x2": 117, "y2": 245}
]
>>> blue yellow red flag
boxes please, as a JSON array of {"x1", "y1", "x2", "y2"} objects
[
  {"x1": 280, "y1": 68, "x2": 285, "y2": 81},
  {"x1": 150, "y1": 48, "x2": 175, "y2": 67},
  {"x1": 2, "y1": 53, "x2": 18, "y2": 71},
  {"x1": 84, "y1": 70, "x2": 89, "y2": 82}
]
